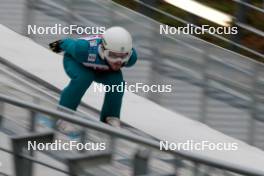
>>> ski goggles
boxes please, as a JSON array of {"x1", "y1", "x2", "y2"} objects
[{"x1": 104, "y1": 49, "x2": 131, "y2": 63}]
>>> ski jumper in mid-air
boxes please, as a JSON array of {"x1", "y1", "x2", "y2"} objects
[{"x1": 49, "y1": 27, "x2": 137, "y2": 127}]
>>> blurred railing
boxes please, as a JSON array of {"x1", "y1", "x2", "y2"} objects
[
  {"x1": 133, "y1": 0, "x2": 264, "y2": 146},
  {"x1": 1, "y1": 93, "x2": 264, "y2": 176},
  {"x1": 136, "y1": 0, "x2": 264, "y2": 59},
  {"x1": 0, "y1": 56, "x2": 99, "y2": 117}
]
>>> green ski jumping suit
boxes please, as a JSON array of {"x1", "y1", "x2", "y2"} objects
[{"x1": 59, "y1": 35, "x2": 137, "y2": 122}]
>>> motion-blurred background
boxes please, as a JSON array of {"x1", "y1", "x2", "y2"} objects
[
  {"x1": 0, "y1": 0, "x2": 264, "y2": 175},
  {"x1": 0, "y1": 0, "x2": 264, "y2": 148}
]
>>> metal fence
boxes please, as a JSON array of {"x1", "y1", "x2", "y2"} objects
[
  {"x1": 137, "y1": 0, "x2": 264, "y2": 58},
  {"x1": 1, "y1": 92, "x2": 263, "y2": 176}
]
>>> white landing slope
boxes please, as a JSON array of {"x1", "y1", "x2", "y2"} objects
[{"x1": 0, "y1": 25, "x2": 264, "y2": 175}]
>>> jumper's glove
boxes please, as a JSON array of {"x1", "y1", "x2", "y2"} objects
[{"x1": 49, "y1": 40, "x2": 62, "y2": 53}]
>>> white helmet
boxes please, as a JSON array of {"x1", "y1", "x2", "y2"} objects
[{"x1": 100, "y1": 26, "x2": 133, "y2": 63}]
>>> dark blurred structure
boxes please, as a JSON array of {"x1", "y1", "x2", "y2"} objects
[{"x1": 118, "y1": 0, "x2": 264, "y2": 61}]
